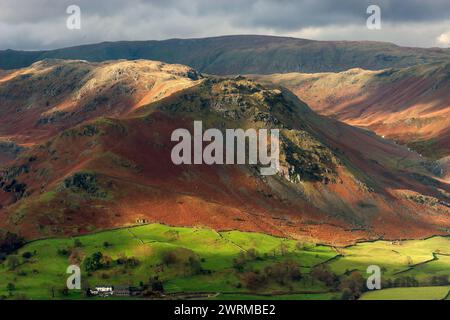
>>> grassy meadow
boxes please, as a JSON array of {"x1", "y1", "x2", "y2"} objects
[{"x1": 0, "y1": 223, "x2": 449, "y2": 300}]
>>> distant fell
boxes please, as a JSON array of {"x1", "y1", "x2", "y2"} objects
[{"x1": 1, "y1": 35, "x2": 450, "y2": 74}]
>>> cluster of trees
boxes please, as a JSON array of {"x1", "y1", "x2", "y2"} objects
[
  {"x1": 57, "y1": 239, "x2": 84, "y2": 258},
  {"x1": 383, "y1": 276, "x2": 419, "y2": 288},
  {"x1": 295, "y1": 240, "x2": 317, "y2": 251},
  {"x1": 339, "y1": 272, "x2": 366, "y2": 300},
  {"x1": 240, "y1": 260, "x2": 302, "y2": 290},
  {"x1": 310, "y1": 265, "x2": 366, "y2": 300},
  {"x1": 430, "y1": 275, "x2": 449, "y2": 286},
  {"x1": 160, "y1": 249, "x2": 207, "y2": 276},
  {"x1": 0, "y1": 283, "x2": 30, "y2": 300},
  {"x1": 84, "y1": 252, "x2": 140, "y2": 272},
  {"x1": 233, "y1": 242, "x2": 308, "y2": 274},
  {"x1": 232, "y1": 249, "x2": 261, "y2": 272},
  {"x1": 0, "y1": 231, "x2": 24, "y2": 261},
  {"x1": 3, "y1": 250, "x2": 35, "y2": 271},
  {"x1": 311, "y1": 265, "x2": 340, "y2": 289},
  {"x1": 382, "y1": 275, "x2": 449, "y2": 288},
  {"x1": 142, "y1": 276, "x2": 164, "y2": 295}
]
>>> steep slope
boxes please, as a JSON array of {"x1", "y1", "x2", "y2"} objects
[
  {"x1": 1, "y1": 35, "x2": 450, "y2": 74},
  {"x1": 252, "y1": 62, "x2": 450, "y2": 161},
  {"x1": 0, "y1": 62, "x2": 449, "y2": 245}
]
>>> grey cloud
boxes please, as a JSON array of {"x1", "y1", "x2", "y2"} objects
[{"x1": 0, "y1": 0, "x2": 449, "y2": 50}]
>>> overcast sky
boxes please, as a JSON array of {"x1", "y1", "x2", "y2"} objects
[{"x1": 1, "y1": 0, "x2": 449, "y2": 50}]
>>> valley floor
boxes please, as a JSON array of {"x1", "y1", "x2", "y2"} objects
[{"x1": 0, "y1": 223, "x2": 449, "y2": 300}]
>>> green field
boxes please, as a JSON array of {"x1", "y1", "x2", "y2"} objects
[
  {"x1": 0, "y1": 224, "x2": 336, "y2": 299},
  {"x1": 360, "y1": 286, "x2": 450, "y2": 300},
  {"x1": 213, "y1": 293, "x2": 339, "y2": 300},
  {"x1": 0, "y1": 223, "x2": 449, "y2": 300},
  {"x1": 328, "y1": 237, "x2": 450, "y2": 277}
]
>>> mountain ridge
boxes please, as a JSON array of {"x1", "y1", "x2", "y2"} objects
[
  {"x1": 2, "y1": 35, "x2": 450, "y2": 74},
  {"x1": 252, "y1": 61, "x2": 450, "y2": 162}
]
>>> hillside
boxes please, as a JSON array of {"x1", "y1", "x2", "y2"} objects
[
  {"x1": 1, "y1": 35, "x2": 450, "y2": 74},
  {"x1": 253, "y1": 62, "x2": 450, "y2": 162},
  {"x1": 0, "y1": 60, "x2": 449, "y2": 244},
  {"x1": 0, "y1": 59, "x2": 201, "y2": 148}
]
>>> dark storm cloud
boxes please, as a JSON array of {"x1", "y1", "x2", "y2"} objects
[{"x1": 0, "y1": 0, "x2": 449, "y2": 49}]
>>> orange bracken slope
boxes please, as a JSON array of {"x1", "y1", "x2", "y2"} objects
[{"x1": 0, "y1": 60, "x2": 449, "y2": 245}]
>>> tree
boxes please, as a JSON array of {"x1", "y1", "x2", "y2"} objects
[
  {"x1": 149, "y1": 276, "x2": 164, "y2": 293},
  {"x1": 57, "y1": 248, "x2": 71, "y2": 257},
  {"x1": 73, "y1": 239, "x2": 83, "y2": 248},
  {"x1": 232, "y1": 250, "x2": 260, "y2": 272},
  {"x1": 247, "y1": 249, "x2": 259, "y2": 260},
  {"x1": 164, "y1": 230, "x2": 180, "y2": 241},
  {"x1": 341, "y1": 288, "x2": 353, "y2": 300},
  {"x1": 242, "y1": 271, "x2": 266, "y2": 290},
  {"x1": 311, "y1": 265, "x2": 339, "y2": 289},
  {"x1": 161, "y1": 251, "x2": 179, "y2": 266},
  {"x1": 84, "y1": 252, "x2": 111, "y2": 272},
  {"x1": 296, "y1": 240, "x2": 316, "y2": 251},
  {"x1": 6, "y1": 255, "x2": 20, "y2": 270},
  {"x1": 6, "y1": 283, "x2": 15, "y2": 292},
  {"x1": 264, "y1": 260, "x2": 302, "y2": 285},
  {"x1": 187, "y1": 256, "x2": 203, "y2": 275},
  {"x1": 393, "y1": 276, "x2": 419, "y2": 287},
  {"x1": 59, "y1": 287, "x2": 70, "y2": 297},
  {"x1": 339, "y1": 272, "x2": 366, "y2": 300},
  {"x1": 116, "y1": 255, "x2": 140, "y2": 268},
  {"x1": 0, "y1": 231, "x2": 24, "y2": 254},
  {"x1": 22, "y1": 252, "x2": 32, "y2": 259},
  {"x1": 405, "y1": 256, "x2": 413, "y2": 266},
  {"x1": 431, "y1": 275, "x2": 448, "y2": 286},
  {"x1": 232, "y1": 252, "x2": 247, "y2": 272},
  {"x1": 279, "y1": 242, "x2": 289, "y2": 256}
]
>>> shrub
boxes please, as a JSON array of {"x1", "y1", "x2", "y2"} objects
[
  {"x1": 22, "y1": 252, "x2": 32, "y2": 259},
  {"x1": 57, "y1": 248, "x2": 71, "y2": 257}
]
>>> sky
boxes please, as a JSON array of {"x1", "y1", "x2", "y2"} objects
[{"x1": 1, "y1": 0, "x2": 449, "y2": 50}]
